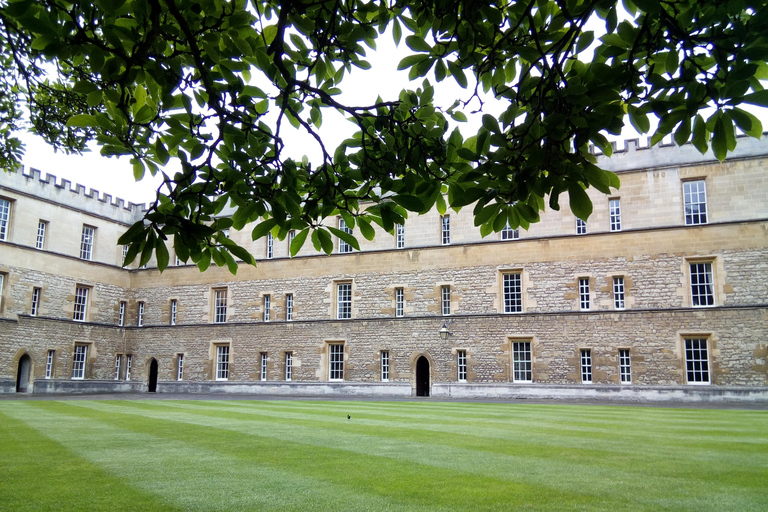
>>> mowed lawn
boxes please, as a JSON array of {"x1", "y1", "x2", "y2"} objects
[{"x1": 0, "y1": 400, "x2": 766, "y2": 511}]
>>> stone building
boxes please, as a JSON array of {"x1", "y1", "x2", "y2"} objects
[{"x1": 1, "y1": 137, "x2": 767, "y2": 401}]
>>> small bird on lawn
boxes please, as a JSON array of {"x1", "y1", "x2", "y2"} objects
[{"x1": 347, "y1": 415, "x2": 351, "y2": 420}]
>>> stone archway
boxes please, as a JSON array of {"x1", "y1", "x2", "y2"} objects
[
  {"x1": 148, "y1": 358, "x2": 158, "y2": 392},
  {"x1": 16, "y1": 354, "x2": 31, "y2": 393},
  {"x1": 416, "y1": 356, "x2": 430, "y2": 397}
]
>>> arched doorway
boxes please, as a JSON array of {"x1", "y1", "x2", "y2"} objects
[
  {"x1": 148, "y1": 358, "x2": 158, "y2": 392},
  {"x1": 416, "y1": 356, "x2": 430, "y2": 397},
  {"x1": 16, "y1": 354, "x2": 31, "y2": 393}
]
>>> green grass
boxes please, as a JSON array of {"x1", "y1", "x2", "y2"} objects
[{"x1": 0, "y1": 400, "x2": 766, "y2": 511}]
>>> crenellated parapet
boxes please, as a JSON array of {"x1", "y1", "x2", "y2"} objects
[{"x1": 0, "y1": 166, "x2": 146, "y2": 224}]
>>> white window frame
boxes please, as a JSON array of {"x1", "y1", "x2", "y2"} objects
[
  {"x1": 285, "y1": 352, "x2": 292, "y2": 381},
  {"x1": 125, "y1": 354, "x2": 132, "y2": 381},
  {"x1": 118, "y1": 301, "x2": 126, "y2": 326},
  {"x1": 170, "y1": 299, "x2": 177, "y2": 325},
  {"x1": 395, "y1": 288, "x2": 404, "y2": 318},
  {"x1": 174, "y1": 254, "x2": 182, "y2": 266},
  {"x1": 503, "y1": 273, "x2": 522, "y2": 313},
  {"x1": 501, "y1": 223, "x2": 519, "y2": 240},
  {"x1": 685, "y1": 338, "x2": 710, "y2": 384},
  {"x1": 263, "y1": 294, "x2": 271, "y2": 322},
  {"x1": 457, "y1": 350, "x2": 467, "y2": 382},
  {"x1": 216, "y1": 345, "x2": 229, "y2": 381},
  {"x1": 177, "y1": 353, "x2": 184, "y2": 381},
  {"x1": 31, "y1": 287, "x2": 41, "y2": 316},
  {"x1": 336, "y1": 283, "x2": 352, "y2": 319},
  {"x1": 80, "y1": 225, "x2": 95, "y2": 260},
  {"x1": 0, "y1": 198, "x2": 10, "y2": 241},
  {"x1": 329, "y1": 344, "x2": 344, "y2": 381},
  {"x1": 395, "y1": 223, "x2": 405, "y2": 249},
  {"x1": 285, "y1": 293, "x2": 293, "y2": 321},
  {"x1": 137, "y1": 301, "x2": 145, "y2": 327},
  {"x1": 683, "y1": 180, "x2": 708, "y2": 225},
  {"x1": 45, "y1": 350, "x2": 54, "y2": 379},
  {"x1": 609, "y1": 198, "x2": 621, "y2": 231},
  {"x1": 512, "y1": 341, "x2": 532, "y2": 383},
  {"x1": 114, "y1": 354, "x2": 122, "y2": 380},
  {"x1": 266, "y1": 232, "x2": 274, "y2": 259},
  {"x1": 381, "y1": 350, "x2": 389, "y2": 382},
  {"x1": 690, "y1": 262, "x2": 715, "y2": 307},
  {"x1": 260, "y1": 352, "x2": 268, "y2": 381},
  {"x1": 71, "y1": 344, "x2": 87, "y2": 379},
  {"x1": 619, "y1": 349, "x2": 631, "y2": 384},
  {"x1": 580, "y1": 349, "x2": 592, "y2": 383},
  {"x1": 579, "y1": 278, "x2": 590, "y2": 311},
  {"x1": 576, "y1": 218, "x2": 587, "y2": 235},
  {"x1": 441, "y1": 215, "x2": 450, "y2": 245},
  {"x1": 214, "y1": 289, "x2": 227, "y2": 323},
  {"x1": 338, "y1": 218, "x2": 353, "y2": 253},
  {"x1": 36, "y1": 220, "x2": 47, "y2": 250},
  {"x1": 73, "y1": 286, "x2": 89, "y2": 322},
  {"x1": 441, "y1": 285, "x2": 451, "y2": 316},
  {"x1": 613, "y1": 277, "x2": 625, "y2": 310}
]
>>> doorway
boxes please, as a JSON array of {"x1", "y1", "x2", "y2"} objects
[
  {"x1": 416, "y1": 356, "x2": 430, "y2": 397},
  {"x1": 148, "y1": 358, "x2": 158, "y2": 392},
  {"x1": 16, "y1": 354, "x2": 31, "y2": 393}
]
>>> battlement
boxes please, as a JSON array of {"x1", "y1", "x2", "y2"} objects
[
  {"x1": 594, "y1": 132, "x2": 768, "y2": 172},
  {"x1": 0, "y1": 166, "x2": 146, "y2": 223}
]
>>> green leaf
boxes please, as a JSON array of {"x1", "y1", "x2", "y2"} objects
[
  {"x1": 569, "y1": 185, "x2": 593, "y2": 221},
  {"x1": 328, "y1": 226, "x2": 360, "y2": 251},
  {"x1": 155, "y1": 237, "x2": 169, "y2": 271},
  {"x1": 728, "y1": 108, "x2": 763, "y2": 138},
  {"x1": 405, "y1": 35, "x2": 431, "y2": 53},
  {"x1": 291, "y1": 228, "x2": 309, "y2": 256},
  {"x1": 316, "y1": 228, "x2": 334, "y2": 254},
  {"x1": 711, "y1": 116, "x2": 728, "y2": 161},
  {"x1": 66, "y1": 114, "x2": 98, "y2": 128},
  {"x1": 251, "y1": 218, "x2": 278, "y2": 240},
  {"x1": 392, "y1": 19, "x2": 402, "y2": 46},
  {"x1": 392, "y1": 195, "x2": 425, "y2": 212},
  {"x1": 691, "y1": 114, "x2": 708, "y2": 154}
]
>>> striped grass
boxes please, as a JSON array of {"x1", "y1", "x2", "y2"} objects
[{"x1": 0, "y1": 400, "x2": 765, "y2": 511}]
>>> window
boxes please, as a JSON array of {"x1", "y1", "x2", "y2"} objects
[
  {"x1": 137, "y1": 301, "x2": 145, "y2": 327},
  {"x1": 36, "y1": 220, "x2": 47, "y2": 249},
  {"x1": 31, "y1": 287, "x2": 41, "y2": 316},
  {"x1": 0, "y1": 198, "x2": 10, "y2": 241},
  {"x1": 177, "y1": 354, "x2": 184, "y2": 381},
  {"x1": 329, "y1": 344, "x2": 344, "y2": 380},
  {"x1": 73, "y1": 286, "x2": 89, "y2": 322},
  {"x1": 338, "y1": 218, "x2": 353, "y2": 253},
  {"x1": 80, "y1": 225, "x2": 95, "y2": 260},
  {"x1": 45, "y1": 350, "x2": 54, "y2": 379},
  {"x1": 501, "y1": 224, "x2": 519, "y2": 240},
  {"x1": 266, "y1": 232, "x2": 274, "y2": 259},
  {"x1": 381, "y1": 351, "x2": 389, "y2": 382},
  {"x1": 337, "y1": 283, "x2": 352, "y2": 319},
  {"x1": 118, "y1": 301, "x2": 126, "y2": 326},
  {"x1": 288, "y1": 230, "x2": 296, "y2": 257},
  {"x1": 441, "y1": 215, "x2": 450, "y2": 245},
  {"x1": 216, "y1": 345, "x2": 229, "y2": 380},
  {"x1": 503, "y1": 273, "x2": 522, "y2": 313},
  {"x1": 125, "y1": 354, "x2": 132, "y2": 381},
  {"x1": 609, "y1": 199, "x2": 621, "y2": 231},
  {"x1": 685, "y1": 338, "x2": 710, "y2": 384},
  {"x1": 395, "y1": 223, "x2": 405, "y2": 248},
  {"x1": 441, "y1": 285, "x2": 451, "y2": 316},
  {"x1": 683, "y1": 180, "x2": 707, "y2": 225},
  {"x1": 222, "y1": 229, "x2": 230, "y2": 238},
  {"x1": 285, "y1": 352, "x2": 292, "y2": 381},
  {"x1": 260, "y1": 352, "x2": 268, "y2": 381},
  {"x1": 512, "y1": 342, "x2": 532, "y2": 382},
  {"x1": 576, "y1": 218, "x2": 587, "y2": 235},
  {"x1": 114, "y1": 355, "x2": 121, "y2": 380},
  {"x1": 174, "y1": 254, "x2": 183, "y2": 266},
  {"x1": 214, "y1": 289, "x2": 227, "y2": 323},
  {"x1": 690, "y1": 262, "x2": 715, "y2": 307},
  {"x1": 170, "y1": 299, "x2": 177, "y2": 325},
  {"x1": 263, "y1": 295, "x2": 271, "y2": 321},
  {"x1": 619, "y1": 349, "x2": 631, "y2": 384},
  {"x1": 579, "y1": 278, "x2": 590, "y2": 310},
  {"x1": 71, "y1": 344, "x2": 87, "y2": 379},
  {"x1": 285, "y1": 293, "x2": 294, "y2": 321},
  {"x1": 457, "y1": 350, "x2": 467, "y2": 381},
  {"x1": 395, "y1": 288, "x2": 404, "y2": 317},
  {"x1": 580, "y1": 349, "x2": 592, "y2": 383},
  {"x1": 613, "y1": 277, "x2": 625, "y2": 310}
]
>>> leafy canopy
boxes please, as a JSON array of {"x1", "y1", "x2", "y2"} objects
[{"x1": 1, "y1": 0, "x2": 766, "y2": 272}]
